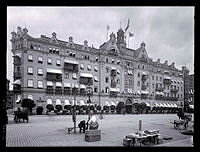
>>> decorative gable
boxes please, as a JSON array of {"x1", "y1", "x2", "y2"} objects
[{"x1": 50, "y1": 32, "x2": 59, "y2": 44}]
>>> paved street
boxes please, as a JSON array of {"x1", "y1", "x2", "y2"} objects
[{"x1": 6, "y1": 113, "x2": 193, "y2": 147}]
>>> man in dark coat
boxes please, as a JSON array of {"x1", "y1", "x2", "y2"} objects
[{"x1": 78, "y1": 120, "x2": 86, "y2": 133}]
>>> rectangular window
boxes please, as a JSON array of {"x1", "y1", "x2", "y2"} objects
[
  {"x1": 87, "y1": 65, "x2": 91, "y2": 71},
  {"x1": 27, "y1": 79, "x2": 33, "y2": 88},
  {"x1": 105, "y1": 77, "x2": 109, "y2": 83},
  {"x1": 137, "y1": 81, "x2": 140, "y2": 87},
  {"x1": 28, "y1": 54, "x2": 33, "y2": 62},
  {"x1": 48, "y1": 58, "x2": 52, "y2": 64},
  {"x1": 38, "y1": 56, "x2": 43, "y2": 63},
  {"x1": 28, "y1": 67, "x2": 33, "y2": 75},
  {"x1": 38, "y1": 80, "x2": 43, "y2": 88},
  {"x1": 56, "y1": 59, "x2": 61, "y2": 66},
  {"x1": 152, "y1": 75, "x2": 154, "y2": 80},
  {"x1": 160, "y1": 77, "x2": 162, "y2": 81},
  {"x1": 65, "y1": 72, "x2": 69, "y2": 79},
  {"x1": 156, "y1": 76, "x2": 158, "y2": 81},
  {"x1": 152, "y1": 84, "x2": 154, "y2": 89},
  {"x1": 94, "y1": 87, "x2": 98, "y2": 93},
  {"x1": 72, "y1": 73, "x2": 77, "y2": 79},
  {"x1": 37, "y1": 68, "x2": 43, "y2": 75}
]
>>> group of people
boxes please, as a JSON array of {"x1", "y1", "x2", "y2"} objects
[
  {"x1": 78, "y1": 114, "x2": 99, "y2": 133},
  {"x1": 14, "y1": 107, "x2": 29, "y2": 123},
  {"x1": 177, "y1": 110, "x2": 192, "y2": 129}
]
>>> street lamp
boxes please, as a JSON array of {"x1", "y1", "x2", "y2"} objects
[
  {"x1": 86, "y1": 84, "x2": 93, "y2": 121},
  {"x1": 72, "y1": 86, "x2": 77, "y2": 133}
]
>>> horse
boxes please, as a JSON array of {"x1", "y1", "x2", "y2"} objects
[{"x1": 14, "y1": 111, "x2": 29, "y2": 123}]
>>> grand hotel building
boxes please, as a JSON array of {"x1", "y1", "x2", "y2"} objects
[{"x1": 11, "y1": 26, "x2": 184, "y2": 111}]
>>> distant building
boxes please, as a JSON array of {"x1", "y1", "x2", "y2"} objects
[
  {"x1": 6, "y1": 79, "x2": 14, "y2": 109},
  {"x1": 182, "y1": 66, "x2": 194, "y2": 110},
  {"x1": 10, "y1": 26, "x2": 185, "y2": 112}
]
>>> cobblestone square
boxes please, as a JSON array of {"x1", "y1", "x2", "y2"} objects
[{"x1": 6, "y1": 114, "x2": 193, "y2": 147}]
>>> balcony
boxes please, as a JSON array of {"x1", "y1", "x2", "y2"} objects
[
  {"x1": 14, "y1": 57, "x2": 21, "y2": 65},
  {"x1": 13, "y1": 85, "x2": 21, "y2": 93},
  {"x1": 155, "y1": 87, "x2": 164, "y2": 92},
  {"x1": 64, "y1": 64, "x2": 78, "y2": 73},
  {"x1": 46, "y1": 73, "x2": 62, "y2": 82},
  {"x1": 79, "y1": 77, "x2": 93, "y2": 85},
  {"x1": 111, "y1": 70, "x2": 117, "y2": 77},
  {"x1": 170, "y1": 88, "x2": 179, "y2": 93},
  {"x1": 142, "y1": 84, "x2": 148, "y2": 90},
  {"x1": 110, "y1": 91, "x2": 118, "y2": 97},
  {"x1": 14, "y1": 72, "x2": 21, "y2": 79},
  {"x1": 46, "y1": 88, "x2": 54, "y2": 94},
  {"x1": 163, "y1": 79, "x2": 172, "y2": 85}
]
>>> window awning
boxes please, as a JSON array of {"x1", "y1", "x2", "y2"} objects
[
  {"x1": 80, "y1": 100, "x2": 85, "y2": 106},
  {"x1": 189, "y1": 105, "x2": 194, "y2": 109},
  {"x1": 145, "y1": 102, "x2": 151, "y2": 107},
  {"x1": 111, "y1": 101, "x2": 116, "y2": 106},
  {"x1": 94, "y1": 76, "x2": 99, "y2": 82},
  {"x1": 15, "y1": 53, "x2": 22, "y2": 57},
  {"x1": 111, "y1": 67, "x2": 116, "y2": 70},
  {"x1": 47, "y1": 68, "x2": 62, "y2": 74},
  {"x1": 94, "y1": 67, "x2": 98, "y2": 71},
  {"x1": 163, "y1": 103, "x2": 168, "y2": 107},
  {"x1": 160, "y1": 92, "x2": 164, "y2": 96},
  {"x1": 16, "y1": 95, "x2": 21, "y2": 103},
  {"x1": 159, "y1": 103, "x2": 164, "y2": 107},
  {"x1": 80, "y1": 84, "x2": 86, "y2": 89},
  {"x1": 74, "y1": 84, "x2": 79, "y2": 88},
  {"x1": 110, "y1": 88, "x2": 120, "y2": 92},
  {"x1": 71, "y1": 100, "x2": 78, "y2": 106},
  {"x1": 72, "y1": 73, "x2": 77, "y2": 79},
  {"x1": 164, "y1": 76, "x2": 171, "y2": 80},
  {"x1": 105, "y1": 101, "x2": 110, "y2": 106},
  {"x1": 137, "y1": 90, "x2": 141, "y2": 95},
  {"x1": 56, "y1": 82, "x2": 62, "y2": 87},
  {"x1": 64, "y1": 83, "x2": 71, "y2": 88},
  {"x1": 142, "y1": 72, "x2": 147, "y2": 75},
  {"x1": 141, "y1": 91, "x2": 149, "y2": 94},
  {"x1": 173, "y1": 103, "x2": 178, "y2": 108},
  {"x1": 64, "y1": 59, "x2": 78, "y2": 65},
  {"x1": 64, "y1": 99, "x2": 70, "y2": 105},
  {"x1": 47, "y1": 81, "x2": 53, "y2": 86},
  {"x1": 80, "y1": 73, "x2": 93, "y2": 78},
  {"x1": 156, "y1": 92, "x2": 160, "y2": 95},
  {"x1": 13, "y1": 79, "x2": 21, "y2": 85},
  {"x1": 47, "y1": 99, "x2": 52, "y2": 105},
  {"x1": 167, "y1": 103, "x2": 172, "y2": 107},
  {"x1": 87, "y1": 65, "x2": 91, "y2": 70},
  {"x1": 80, "y1": 64, "x2": 84, "y2": 69},
  {"x1": 164, "y1": 70, "x2": 169, "y2": 73},
  {"x1": 155, "y1": 103, "x2": 160, "y2": 107},
  {"x1": 117, "y1": 70, "x2": 120, "y2": 74},
  {"x1": 28, "y1": 95, "x2": 33, "y2": 100},
  {"x1": 56, "y1": 99, "x2": 61, "y2": 105}
]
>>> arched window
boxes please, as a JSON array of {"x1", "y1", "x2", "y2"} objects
[{"x1": 30, "y1": 44, "x2": 33, "y2": 49}]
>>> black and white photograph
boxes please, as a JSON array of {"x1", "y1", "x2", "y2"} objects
[{"x1": 5, "y1": 6, "x2": 194, "y2": 147}]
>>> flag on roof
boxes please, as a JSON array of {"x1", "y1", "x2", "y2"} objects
[{"x1": 125, "y1": 18, "x2": 130, "y2": 32}]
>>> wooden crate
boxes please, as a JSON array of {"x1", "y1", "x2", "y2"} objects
[{"x1": 85, "y1": 130, "x2": 101, "y2": 142}]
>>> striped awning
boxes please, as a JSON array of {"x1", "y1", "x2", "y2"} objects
[
  {"x1": 80, "y1": 73, "x2": 93, "y2": 78},
  {"x1": 167, "y1": 103, "x2": 172, "y2": 107},
  {"x1": 56, "y1": 82, "x2": 62, "y2": 87},
  {"x1": 110, "y1": 88, "x2": 120, "y2": 92},
  {"x1": 47, "y1": 81, "x2": 53, "y2": 86},
  {"x1": 163, "y1": 103, "x2": 168, "y2": 107},
  {"x1": 47, "y1": 99, "x2": 52, "y2": 105},
  {"x1": 105, "y1": 101, "x2": 110, "y2": 106},
  {"x1": 47, "y1": 68, "x2": 62, "y2": 74},
  {"x1": 56, "y1": 99, "x2": 61, "y2": 105},
  {"x1": 80, "y1": 100, "x2": 85, "y2": 106},
  {"x1": 155, "y1": 103, "x2": 160, "y2": 107},
  {"x1": 64, "y1": 99, "x2": 70, "y2": 105},
  {"x1": 145, "y1": 102, "x2": 151, "y2": 107},
  {"x1": 64, "y1": 83, "x2": 71, "y2": 88},
  {"x1": 80, "y1": 84, "x2": 86, "y2": 89},
  {"x1": 111, "y1": 101, "x2": 116, "y2": 106}
]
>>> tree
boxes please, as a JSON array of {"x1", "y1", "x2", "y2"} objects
[{"x1": 21, "y1": 98, "x2": 36, "y2": 114}]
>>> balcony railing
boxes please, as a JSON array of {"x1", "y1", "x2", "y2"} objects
[
  {"x1": 170, "y1": 88, "x2": 179, "y2": 93},
  {"x1": 14, "y1": 72, "x2": 21, "y2": 79},
  {"x1": 80, "y1": 77, "x2": 93, "y2": 85},
  {"x1": 46, "y1": 88, "x2": 54, "y2": 94},
  {"x1": 155, "y1": 87, "x2": 164, "y2": 92},
  {"x1": 46, "y1": 74, "x2": 62, "y2": 82},
  {"x1": 64, "y1": 64, "x2": 78, "y2": 72},
  {"x1": 13, "y1": 85, "x2": 21, "y2": 92}
]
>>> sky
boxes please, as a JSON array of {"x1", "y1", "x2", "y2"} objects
[{"x1": 7, "y1": 7, "x2": 194, "y2": 90}]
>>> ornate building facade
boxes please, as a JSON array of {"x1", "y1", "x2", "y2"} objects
[{"x1": 11, "y1": 26, "x2": 184, "y2": 111}]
